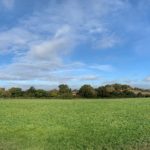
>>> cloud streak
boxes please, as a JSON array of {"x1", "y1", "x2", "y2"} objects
[
  {"x1": 0, "y1": 0, "x2": 129, "y2": 88},
  {"x1": 2, "y1": 0, "x2": 14, "y2": 9}
]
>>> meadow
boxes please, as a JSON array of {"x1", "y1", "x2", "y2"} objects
[{"x1": 0, "y1": 98, "x2": 150, "y2": 150}]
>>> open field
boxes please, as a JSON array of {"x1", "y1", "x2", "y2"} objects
[{"x1": 0, "y1": 99, "x2": 150, "y2": 150}]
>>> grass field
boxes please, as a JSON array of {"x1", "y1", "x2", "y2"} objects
[{"x1": 0, "y1": 98, "x2": 150, "y2": 150}]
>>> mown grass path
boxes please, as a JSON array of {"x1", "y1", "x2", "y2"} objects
[{"x1": 0, "y1": 98, "x2": 150, "y2": 150}]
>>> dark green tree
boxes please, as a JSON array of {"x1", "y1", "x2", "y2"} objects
[
  {"x1": 48, "y1": 89, "x2": 59, "y2": 98},
  {"x1": 25, "y1": 86, "x2": 36, "y2": 97},
  {"x1": 8, "y1": 87, "x2": 23, "y2": 98},
  {"x1": 79, "y1": 85, "x2": 97, "y2": 98},
  {"x1": 35, "y1": 89, "x2": 48, "y2": 98},
  {"x1": 0, "y1": 88, "x2": 6, "y2": 98},
  {"x1": 58, "y1": 84, "x2": 72, "y2": 98}
]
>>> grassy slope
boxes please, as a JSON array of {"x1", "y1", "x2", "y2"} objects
[{"x1": 0, "y1": 99, "x2": 150, "y2": 150}]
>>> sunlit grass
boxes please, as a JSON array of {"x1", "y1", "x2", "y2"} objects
[{"x1": 0, "y1": 98, "x2": 150, "y2": 150}]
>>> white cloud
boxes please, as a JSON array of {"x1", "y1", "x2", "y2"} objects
[
  {"x1": 0, "y1": 0, "x2": 128, "y2": 88},
  {"x1": 96, "y1": 34, "x2": 120, "y2": 49},
  {"x1": 0, "y1": 0, "x2": 125, "y2": 54},
  {"x1": 80, "y1": 75, "x2": 100, "y2": 81},
  {"x1": 54, "y1": 25, "x2": 71, "y2": 38},
  {"x1": 0, "y1": 28, "x2": 39, "y2": 57},
  {"x1": 90, "y1": 65, "x2": 114, "y2": 72},
  {"x1": 144, "y1": 76, "x2": 150, "y2": 82},
  {"x1": 29, "y1": 37, "x2": 71, "y2": 61}
]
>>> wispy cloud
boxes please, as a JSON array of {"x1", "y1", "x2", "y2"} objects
[
  {"x1": 90, "y1": 65, "x2": 114, "y2": 72},
  {"x1": 0, "y1": 0, "x2": 128, "y2": 88},
  {"x1": 96, "y1": 34, "x2": 120, "y2": 49},
  {"x1": 2, "y1": 0, "x2": 14, "y2": 9},
  {"x1": 143, "y1": 76, "x2": 150, "y2": 82}
]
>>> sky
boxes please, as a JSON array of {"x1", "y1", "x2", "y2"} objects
[{"x1": 0, "y1": 0, "x2": 150, "y2": 89}]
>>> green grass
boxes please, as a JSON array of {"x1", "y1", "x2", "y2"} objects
[{"x1": 0, "y1": 98, "x2": 150, "y2": 150}]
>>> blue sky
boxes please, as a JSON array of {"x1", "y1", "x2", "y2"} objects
[{"x1": 0, "y1": 0, "x2": 150, "y2": 89}]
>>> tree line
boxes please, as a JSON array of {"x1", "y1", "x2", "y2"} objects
[{"x1": 0, "y1": 84, "x2": 150, "y2": 99}]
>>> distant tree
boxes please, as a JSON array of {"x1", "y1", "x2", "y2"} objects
[
  {"x1": 48, "y1": 89, "x2": 59, "y2": 98},
  {"x1": 145, "y1": 94, "x2": 150, "y2": 97},
  {"x1": 112, "y1": 84, "x2": 132, "y2": 91},
  {"x1": 96, "y1": 86, "x2": 110, "y2": 98},
  {"x1": 58, "y1": 84, "x2": 72, "y2": 98},
  {"x1": 58, "y1": 84, "x2": 71, "y2": 94},
  {"x1": 3, "y1": 91, "x2": 11, "y2": 98},
  {"x1": 35, "y1": 89, "x2": 48, "y2": 98},
  {"x1": 0, "y1": 83, "x2": 149, "y2": 99},
  {"x1": 79, "y1": 85, "x2": 97, "y2": 98},
  {"x1": 25, "y1": 86, "x2": 36, "y2": 97},
  {"x1": 105, "y1": 85, "x2": 115, "y2": 93},
  {"x1": 123, "y1": 90, "x2": 136, "y2": 98},
  {"x1": 0, "y1": 88, "x2": 6, "y2": 98},
  {"x1": 137, "y1": 92, "x2": 143, "y2": 97},
  {"x1": 96, "y1": 86, "x2": 104, "y2": 97},
  {"x1": 121, "y1": 84, "x2": 131, "y2": 90},
  {"x1": 8, "y1": 88, "x2": 23, "y2": 98}
]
